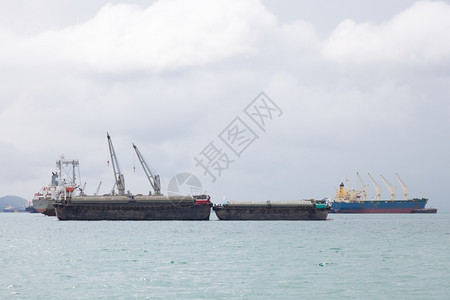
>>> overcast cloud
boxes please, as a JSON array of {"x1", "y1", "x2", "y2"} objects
[{"x1": 0, "y1": 0, "x2": 449, "y2": 212}]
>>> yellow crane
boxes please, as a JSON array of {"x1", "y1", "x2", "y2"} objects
[
  {"x1": 368, "y1": 173, "x2": 381, "y2": 200},
  {"x1": 356, "y1": 172, "x2": 367, "y2": 201},
  {"x1": 396, "y1": 173, "x2": 408, "y2": 200},
  {"x1": 380, "y1": 174, "x2": 395, "y2": 201}
]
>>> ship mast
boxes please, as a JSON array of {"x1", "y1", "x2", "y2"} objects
[
  {"x1": 107, "y1": 133, "x2": 125, "y2": 196},
  {"x1": 380, "y1": 174, "x2": 395, "y2": 201},
  {"x1": 356, "y1": 172, "x2": 367, "y2": 201},
  {"x1": 132, "y1": 143, "x2": 161, "y2": 195},
  {"x1": 395, "y1": 173, "x2": 408, "y2": 200},
  {"x1": 56, "y1": 156, "x2": 80, "y2": 187},
  {"x1": 368, "y1": 173, "x2": 381, "y2": 200}
]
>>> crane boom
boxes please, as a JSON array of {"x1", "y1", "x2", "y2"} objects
[
  {"x1": 380, "y1": 174, "x2": 395, "y2": 201},
  {"x1": 356, "y1": 172, "x2": 367, "y2": 200},
  {"x1": 132, "y1": 143, "x2": 161, "y2": 195},
  {"x1": 368, "y1": 173, "x2": 381, "y2": 200},
  {"x1": 107, "y1": 133, "x2": 126, "y2": 196},
  {"x1": 95, "y1": 181, "x2": 102, "y2": 196},
  {"x1": 395, "y1": 173, "x2": 408, "y2": 200}
]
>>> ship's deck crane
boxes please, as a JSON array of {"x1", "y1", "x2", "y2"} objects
[
  {"x1": 133, "y1": 143, "x2": 161, "y2": 195},
  {"x1": 107, "y1": 133, "x2": 126, "y2": 196},
  {"x1": 368, "y1": 173, "x2": 381, "y2": 200},
  {"x1": 380, "y1": 174, "x2": 395, "y2": 201},
  {"x1": 396, "y1": 173, "x2": 408, "y2": 200},
  {"x1": 356, "y1": 172, "x2": 367, "y2": 200}
]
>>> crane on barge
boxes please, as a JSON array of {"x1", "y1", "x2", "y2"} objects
[
  {"x1": 107, "y1": 133, "x2": 126, "y2": 196},
  {"x1": 132, "y1": 143, "x2": 162, "y2": 195}
]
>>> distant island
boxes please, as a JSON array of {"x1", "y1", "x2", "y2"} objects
[{"x1": 0, "y1": 195, "x2": 29, "y2": 212}]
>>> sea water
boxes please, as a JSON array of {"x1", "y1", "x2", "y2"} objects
[{"x1": 0, "y1": 213, "x2": 449, "y2": 299}]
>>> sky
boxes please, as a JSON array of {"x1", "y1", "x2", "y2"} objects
[{"x1": 0, "y1": 0, "x2": 449, "y2": 212}]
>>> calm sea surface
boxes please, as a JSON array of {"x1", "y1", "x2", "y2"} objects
[{"x1": 0, "y1": 213, "x2": 449, "y2": 299}]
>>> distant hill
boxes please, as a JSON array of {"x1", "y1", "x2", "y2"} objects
[{"x1": 0, "y1": 195, "x2": 28, "y2": 210}]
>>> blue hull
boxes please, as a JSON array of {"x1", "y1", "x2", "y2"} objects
[{"x1": 330, "y1": 198, "x2": 427, "y2": 213}]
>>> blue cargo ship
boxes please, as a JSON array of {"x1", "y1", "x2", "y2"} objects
[
  {"x1": 331, "y1": 197, "x2": 427, "y2": 213},
  {"x1": 330, "y1": 179, "x2": 432, "y2": 213}
]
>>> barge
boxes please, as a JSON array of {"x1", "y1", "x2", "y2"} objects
[
  {"x1": 213, "y1": 199, "x2": 329, "y2": 220},
  {"x1": 54, "y1": 195, "x2": 212, "y2": 220},
  {"x1": 54, "y1": 133, "x2": 212, "y2": 221}
]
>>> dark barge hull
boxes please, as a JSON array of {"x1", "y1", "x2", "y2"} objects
[
  {"x1": 54, "y1": 196, "x2": 212, "y2": 221},
  {"x1": 43, "y1": 208, "x2": 56, "y2": 216},
  {"x1": 213, "y1": 205, "x2": 329, "y2": 220},
  {"x1": 412, "y1": 208, "x2": 437, "y2": 213}
]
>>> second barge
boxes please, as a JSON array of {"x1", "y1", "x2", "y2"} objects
[{"x1": 213, "y1": 200, "x2": 329, "y2": 220}]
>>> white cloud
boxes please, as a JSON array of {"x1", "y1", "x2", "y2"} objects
[
  {"x1": 322, "y1": 1, "x2": 450, "y2": 65},
  {"x1": 0, "y1": 0, "x2": 276, "y2": 72},
  {"x1": 277, "y1": 19, "x2": 318, "y2": 50},
  {"x1": 3, "y1": 1, "x2": 450, "y2": 71}
]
